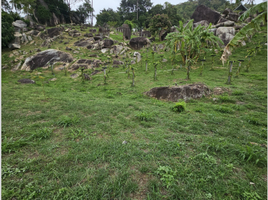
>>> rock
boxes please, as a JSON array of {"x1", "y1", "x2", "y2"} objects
[
  {"x1": 94, "y1": 35, "x2": 102, "y2": 41},
  {"x1": 209, "y1": 28, "x2": 217, "y2": 35},
  {"x1": 28, "y1": 36, "x2": 33, "y2": 41},
  {"x1": 8, "y1": 43, "x2": 21, "y2": 50},
  {"x1": 191, "y1": 5, "x2": 221, "y2": 25},
  {"x1": 74, "y1": 39, "x2": 93, "y2": 47},
  {"x1": 36, "y1": 48, "x2": 41, "y2": 52},
  {"x1": 144, "y1": 84, "x2": 211, "y2": 102},
  {"x1": 84, "y1": 33, "x2": 93, "y2": 37},
  {"x1": 216, "y1": 27, "x2": 235, "y2": 46},
  {"x1": 47, "y1": 27, "x2": 63, "y2": 38},
  {"x1": 213, "y1": 98, "x2": 218, "y2": 101},
  {"x1": 89, "y1": 29, "x2": 97, "y2": 33},
  {"x1": 129, "y1": 37, "x2": 150, "y2": 50},
  {"x1": 89, "y1": 54, "x2": 97, "y2": 57},
  {"x1": 18, "y1": 79, "x2": 35, "y2": 84},
  {"x1": 133, "y1": 52, "x2": 141, "y2": 62},
  {"x1": 12, "y1": 61, "x2": 22, "y2": 71},
  {"x1": 193, "y1": 20, "x2": 210, "y2": 28},
  {"x1": 70, "y1": 74, "x2": 79, "y2": 79},
  {"x1": 9, "y1": 53, "x2": 14, "y2": 58},
  {"x1": 66, "y1": 47, "x2": 72, "y2": 51},
  {"x1": 73, "y1": 50, "x2": 79, "y2": 54},
  {"x1": 12, "y1": 20, "x2": 27, "y2": 32},
  {"x1": 122, "y1": 24, "x2": 131, "y2": 40},
  {"x1": 222, "y1": 8, "x2": 232, "y2": 16},
  {"x1": 73, "y1": 33, "x2": 81, "y2": 37},
  {"x1": 21, "y1": 49, "x2": 73, "y2": 71},
  {"x1": 36, "y1": 25, "x2": 45, "y2": 31},
  {"x1": 110, "y1": 45, "x2": 124, "y2": 54},
  {"x1": 103, "y1": 39, "x2": 114, "y2": 48},
  {"x1": 13, "y1": 50, "x2": 19, "y2": 55},
  {"x1": 122, "y1": 141, "x2": 127, "y2": 144},
  {"x1": 223, "y1": 20, "x2": 235, "y2": 26},
  {"x1": 217, "y1": 17, "x2": 228, "y2": 23},
  {"x1": 227, "y1": 13, "x2": 239, "y2": 22},
  {"x1": 101, "y1": 48, "x2": 109, "y2": 53},
  {"x1": 22, "y1": 33, "x2": 28, "y2": 43},
  {"x1": 113, "y1": 60, "x2": 124, "y2": 65},
  {"x1": 162, "y1": 59, "x2": 168, "y2": 62}
]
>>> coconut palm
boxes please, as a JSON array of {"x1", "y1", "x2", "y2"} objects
[{"x1": 220, "y1": 2, "x2": 267, "y2": 64}]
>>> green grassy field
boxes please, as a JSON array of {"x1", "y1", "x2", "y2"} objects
[{"x1": 1, "y1": 25, "x2": 267, "y2": 200}]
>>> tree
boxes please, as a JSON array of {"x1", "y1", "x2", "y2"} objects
[
  {"x1": 163, "y1": 2, "x2": 183, "y2": 26},
  {"x1": 220, "y1": 2, "x2": 267, "y2": 63},
  {"x1": 118, "y1": 0, "x2": 152, "y2": 28},
  {"x1": 149, "y1": 14, "x2": 171, "y2": 41},
  {"x1": 76, "y1": 0, "x2": 93, "y2": 23},
  {"x1": 2, "y1": 10, "x2": 15, "y2": 48},
  {"x1": 96, "y1": 8, "x2": 120, "y2": 26},
  {"x1": 165, "y1": 20, "x2": 223, "y2": 64}
]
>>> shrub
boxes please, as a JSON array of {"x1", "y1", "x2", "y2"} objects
[
  {"x1": 172, "y1": 101, "x2": 186, "y2": 113},
  {"x1": 135, "y1": 111, "x2": 153, "y2": 121},
  {"x1": 36, "y1": 5, "x2": 51, "y2": 24},
  {"x1": 2, "y1": 10, "x2": 15, "y2": 48}
]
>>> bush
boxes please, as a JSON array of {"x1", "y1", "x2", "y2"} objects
[
  {"x1": 2, "y1": 10, "x2": 15, "y2": 48},
  {"x1": 36, "y1": 5, "x2": 51, "y2": 24},
  {"x1": 172, "y1": 101, "x2": 186, "y2": 113},
  {"x1": 135, "y1": 111, "x2": 153, "y2": 121}
]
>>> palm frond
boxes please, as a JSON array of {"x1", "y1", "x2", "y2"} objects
[
  {"x1": 221, "y1": 11, "x2": 267, "y2": 64},
  {"x1": 239, "y1": 2, "x2": 267, "y2": 21}
]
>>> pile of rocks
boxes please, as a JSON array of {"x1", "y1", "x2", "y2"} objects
[{"x1": 191, "y1": 5, "x2": 250, "y2": 46}]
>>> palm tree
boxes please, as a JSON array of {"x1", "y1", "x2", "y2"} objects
[{"x1": 220, "y1": 2, "x2": 267, "y2": 64}]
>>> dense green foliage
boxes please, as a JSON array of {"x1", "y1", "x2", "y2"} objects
[
  {"x1": 149, "y1": 14, "x2": 171, "y2": 41},
  {"x1": 36, "y1": 5, "x2": 52, "y2": 24},
  {"x1": 1, "y1": 10, "x2": 15, "y2": 48},
  {"x1": 96, "y1": 8, "x2": 120, "y2": 26}
]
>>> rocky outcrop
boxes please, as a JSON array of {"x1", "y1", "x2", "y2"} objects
[
  {"x1": 144, "y1": 84, "x2": 211, "y2": 102},
  {"x1": 46, "y1": 27, "x2": 64, "y2": 38},
  {"x1": 193, "y1": 20, "x2": 210, "y2": 28},
  {"x1": 21, "y1": 49, "x2": 73, "y2": 71},
  {"x1": 103, "y1": 39, "x2": 114, "y2": 48},
  {"x1": 216, "y1": 27, "x2": 235, "y2": 46},
  {"x1": 12, "y1": 20, "x2": 28, "y2": 32},
  {"x1": 74, "y1": 39, "x2": 94, "y2": 47},
  {"x1": 191, "y1": 5, "x2": 221, "y2": 24},
  {"x1": 129, "y1": 37, "x2": 150, "y2": 50}
]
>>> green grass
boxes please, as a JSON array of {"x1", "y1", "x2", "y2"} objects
[{"x1": 1, "y1": 25, "x2": 267, "y2": 199}]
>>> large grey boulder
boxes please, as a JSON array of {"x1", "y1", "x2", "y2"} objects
[
  {"x1": 74, "y1": 39, "x2": 93, "y2": 47},
  {"x1": 46, "y1": 27, "x2": 64, "y2": 38},
  {"x1": 193, "y1": 20, "x2": 210, "y2": 28},
  {"x1": 103, "y1": 39, "x2": 114, "y2": 48},
  {"x1": 191, "y1": 5, "x2": 221, "y2": 25},
  {"x1": 144, "y1": 84, "x2": 211, "y2": 102},
  {"x1": 8, "y1": 43, "x2": 21, "y2": 50},
  {"x1": 216, "y1": 27, "x2": 235, "y2": 46},
  {"x1": 227, "y1": 13, "x2": 239, "y2": 22},
  {"x1": 216, "y1": 20, "x2": 235, "y2": 28},
  {"x1": 21, "y1": 49, "x2": 73, "y2": 71},
  {"x1": 129, "y1": 37, "x2": 150, "y2": 50},
  {"x1": 12, "y1": 20, "x2": 27, "y2": 32},
  {"x1": 110, "y1": 45, "x2": 124, "y2": 54}
]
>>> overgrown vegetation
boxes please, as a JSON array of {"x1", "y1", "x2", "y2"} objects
[{"x1": 1, "y1": 6, "x2": 267, "y2": 200}]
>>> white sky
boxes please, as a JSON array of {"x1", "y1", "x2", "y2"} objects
[{"x1": 81, "y1": 0, "x2": 264, "y2": 25}]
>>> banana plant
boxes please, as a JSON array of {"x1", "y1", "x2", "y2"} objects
[
  {"x1": 220, "y1": 2, "x2": 267, "y2": 64},
  {"x1": 153, "y1": 61, "x2": 159, "y2": 81}
]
